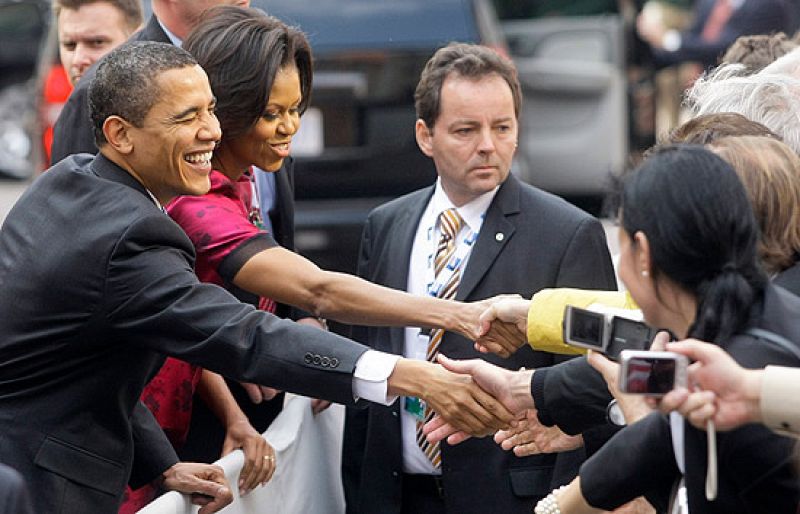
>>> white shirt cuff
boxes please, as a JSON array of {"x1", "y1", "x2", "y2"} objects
[
  {"x1": 352, "y1": 350, "x2": 401, "y2": 406},
  {"x1": 662, "y1": 30, "x2": 681, "y2": 52}
]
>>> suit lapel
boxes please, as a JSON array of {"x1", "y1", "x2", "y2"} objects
[
  {"x1": 386, "y1": 189, "x2": 433, "y2": 353},
  {"x1": 456, "y1": 176, "x2": 520, "y2": 301},
  {"x1": 386, "y1": 189, "x2": 432, "y2": 290},
  {"x1": 134, "y1": 16, "x2": 172, "y2": 44}
]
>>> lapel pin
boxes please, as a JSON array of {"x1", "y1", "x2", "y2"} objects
[{"x1": 495, "y1": 232, "x2": 504, "y2": 242}]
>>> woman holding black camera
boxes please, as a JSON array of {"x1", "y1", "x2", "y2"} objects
[{"x1": 537, "y1": 145, "x2": 800, "y2": 513}]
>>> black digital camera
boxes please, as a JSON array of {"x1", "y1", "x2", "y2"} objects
[{"x1": 563, "y1": 305, "x2": 657, "y2": 361}]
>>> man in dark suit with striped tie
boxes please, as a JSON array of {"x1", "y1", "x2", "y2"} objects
[{"x1": 341, "y1": 43, "x2": 617, "y2": 514}]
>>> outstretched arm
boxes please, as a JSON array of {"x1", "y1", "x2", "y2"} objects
[{"x1": 233, "y1": 246, "x2": 485, "y2": 340}]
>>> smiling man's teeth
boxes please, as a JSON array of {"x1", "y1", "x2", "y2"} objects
[{"x1": 185, "y1": 151, "x2": 212, "y2": 164}]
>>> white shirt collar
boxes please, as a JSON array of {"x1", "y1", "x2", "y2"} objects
[
  {"x1": 429, "y1": 178, "x2": 498, "y2": 233},
  {"x1": 157, "y1": 19, "x2": 183, "y2": 47},
  {"x1": 144, "y1": 188, "x2": 163, "y2": 211}
]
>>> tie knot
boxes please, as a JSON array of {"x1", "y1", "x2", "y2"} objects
[{"x1": 438, "y1": 208, "x2": 462, "y2": 241}]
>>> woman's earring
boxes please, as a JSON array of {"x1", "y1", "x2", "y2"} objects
[{"x1": 641, "y1": 270, "x2": 649, "y2": 277}]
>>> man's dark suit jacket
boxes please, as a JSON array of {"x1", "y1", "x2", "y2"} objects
[
  {"x1": 0, "y1": 153, "x2": 368, "y2": 514},
  {"x1": 342, "y1": 175, "x2": 617, "y2": 514},
  {"x1": 653, "y1": 0, "x2": 793, "y2": 68}
]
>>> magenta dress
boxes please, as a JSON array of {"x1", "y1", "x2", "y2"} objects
[{"x1": 119, "y1": 169, "x2": 276, "y2": 512}]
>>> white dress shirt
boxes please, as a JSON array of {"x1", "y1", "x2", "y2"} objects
[{"x1": 401, "y1": 179, "x2": 498, "y2": 474}]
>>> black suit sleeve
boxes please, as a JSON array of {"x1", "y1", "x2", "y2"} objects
[
  {"x1": 51, "y1": 76, "x2": 97, "y2": 163},
  {"x1": 531, "y1": 358, "x2": 612, "y2": 435},
  {"x1": 579, "y1": 412, "x2": 676, "y2": 511},
  {"x1": 104, "y1": 214, "x2": 369, "y2": 405},
  {"x1": 128, "y1": 401, "x2": 179, "y2": 488}
]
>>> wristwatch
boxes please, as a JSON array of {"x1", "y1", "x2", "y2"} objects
[{"x1": 606, "y1": 399, "x2": 626, "y2": 427}]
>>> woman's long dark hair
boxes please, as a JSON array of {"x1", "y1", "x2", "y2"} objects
[
  {"x1": 620, "y1": 145, "x2": 768, "y2": 342},
  {"x1": 183, "y1": 6, "x2": 313, "y2": 140}
]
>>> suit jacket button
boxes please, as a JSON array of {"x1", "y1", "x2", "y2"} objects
[
  {"x1": 321, "y1": 356, "x2": 330, "y2": 367},
  {"x1": 312, "y1": 354, "x2": 322, "y2": 365},
  {"x1": 392, "y1": 471, "x2": 398, "y2": 478},
  {"x1": 304, "y1": 353, "x2": 313, "y2": 364},
  {"x1": 330, "y1": 358, "x2": 340, "y2": 368}
]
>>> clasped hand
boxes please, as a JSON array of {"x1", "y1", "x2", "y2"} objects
[
  {"x1": 420, "y1": 355, "x2": 534, "y2": 444},
  {"x1": 472, "y1": 295, "x2": 530, "y2": 357}
]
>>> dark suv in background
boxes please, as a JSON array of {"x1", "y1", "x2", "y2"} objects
[
  {"x1": 0, "y1": 0, "x2": 49, "y2": 179},
  {"x1": 253, "y1": 0, "x2": 507, "y2": 273}
]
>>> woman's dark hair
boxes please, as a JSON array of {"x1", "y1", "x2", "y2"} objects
[
  {"x1": 620, "y1": 145, "x2": 767, "y2": 342},
  {"x1": 183, "y1": 6, "x2": 313, "y2": 140}
]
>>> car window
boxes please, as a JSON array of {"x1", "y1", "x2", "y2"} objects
[
  {"x1": 252, "y1": 0, "x2": 479, "y2": 52},
  {"x1": 491, "y1": 0, "x2": 618, "y2": 19},
  {"x1": 0, "y1": 2, "x2": 47, "y2": 83}
]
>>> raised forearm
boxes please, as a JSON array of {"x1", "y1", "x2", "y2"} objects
[{"x1": 234, "y1": 247, "x2": 479, "y2": 336}]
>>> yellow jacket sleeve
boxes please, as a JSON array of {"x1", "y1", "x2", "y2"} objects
[{"x1": 526, "y1": 288, "x2": 637, "y2": 355}]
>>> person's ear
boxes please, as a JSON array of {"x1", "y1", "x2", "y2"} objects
[
  {"x1": 103, "y1": 115, "x2": 135, "y2": 155},
  {"x1": 415, "y1": 119, "x2": 434, "y2": 158},
  {"x1": 633, "y1": 231, "x2": 652, "y2": 278}
]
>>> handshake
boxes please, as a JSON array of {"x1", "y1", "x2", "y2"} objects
[{"x1": 389, "y1": 295, "x2": 536, "y2": 441}]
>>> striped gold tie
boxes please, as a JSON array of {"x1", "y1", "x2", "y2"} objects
[{"x1": 417, "y1": 208, "x2": 463, "y2": 468}]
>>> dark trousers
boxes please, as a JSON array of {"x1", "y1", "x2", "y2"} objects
[{"x1": 401, "y1": 473, "x2": 446, "y2": 514}]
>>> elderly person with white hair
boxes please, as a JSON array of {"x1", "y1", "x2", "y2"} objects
[{"x1": 686, "y1": 47, "x2": 800, "y2": 154}]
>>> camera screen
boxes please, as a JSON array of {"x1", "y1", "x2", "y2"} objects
[
  {"x1": 606, "y1": 317, "x2": 655, "y2": 359},
  {"x1": 623, "y1": 357, "x2": 676, "y2": 394},
  {"x1": 568, "y1": 309, "x2": 604, "y2": 349}
]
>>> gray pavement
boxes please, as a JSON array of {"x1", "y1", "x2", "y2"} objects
[{"x1": 0, "y1": 178, "x2": 31, "y2": 225}]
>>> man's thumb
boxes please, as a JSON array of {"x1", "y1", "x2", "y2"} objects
[{"x1": 436, "y1": 354, "x2": 472, "y2": 374}]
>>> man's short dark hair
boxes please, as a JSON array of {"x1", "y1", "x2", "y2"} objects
[
  {"x1": 184, "y1": 6, "x2": 313, "y2": 140},
  {"x1": 89, "y1": 41, "x2": 198, "y2": 145},
  {"x1": 53, "y1": 0, "x2": 144, "y2": 32},
  {"x1": 721, "y1": 33, "x2": 798, "y2": 74},
  {"x1": 662, "y1": 112, "x2": 781, "y2": 146},
  {"x1": 414, "y1": 43, "x2": 522, "y2": 130}
]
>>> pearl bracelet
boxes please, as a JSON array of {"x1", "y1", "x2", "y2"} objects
[{"x1": 534, "y1": 486, "x2": 566, "y2": 514}]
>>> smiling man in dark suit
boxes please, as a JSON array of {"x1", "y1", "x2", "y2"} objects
[
  {"x1": 341, "y1": 43, "x2": 617, "y2": 514},
  {"x1": 51, "y1": 0, "x2": 320, "y2": 466},
  {"x1": 0, "y1": 42, "x2": 515, "y2": 514}
]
